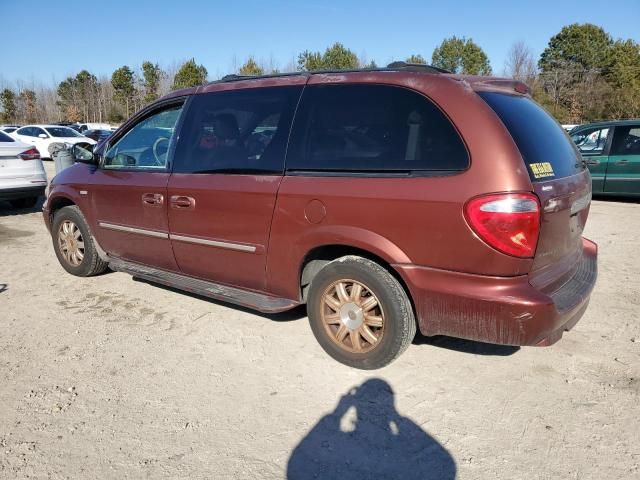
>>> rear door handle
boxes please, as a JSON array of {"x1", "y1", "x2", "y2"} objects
[
  {"x1": 170, "y1": 195, "x2": 196, "y2": 209},
  {"x1": 142, "y1": 193, "x2": 164, "y2": 206},
  {"x1": 614, "y1": 159, "x2": 629, "y2": 165}
]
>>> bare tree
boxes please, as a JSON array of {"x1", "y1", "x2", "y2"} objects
[
  {"x1": 504, "y1": 41, "x2": 537, "y2": 83},
  {"x1": 159, "y1": 60, "x2": 181, "y2": 97}
]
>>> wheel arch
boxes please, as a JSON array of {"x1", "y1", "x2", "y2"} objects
[
  {"x1": 298, "y1": 244, "x2": 417, "y2": 321},
  {"x1": 47, "y1": 194, "x2": 109, "y2": 262},
  {"x1": 47, "y1": 194, "x2": 76, "y2": 223}
]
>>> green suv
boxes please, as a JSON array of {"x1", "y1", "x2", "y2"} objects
[{"x1": 570, "y1": 120, "x2": 640, "y2": 196}]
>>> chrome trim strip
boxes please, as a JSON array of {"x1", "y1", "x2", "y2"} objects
[
  {"x1": 605, "y1": 177, "x2": 640, "y2": 181},
  {"x1": 170, "y1": 234, "x2": 256, "y2": 253},
  {"x1": 98, "y1": 222, "x2": 168, "y2": 239}
]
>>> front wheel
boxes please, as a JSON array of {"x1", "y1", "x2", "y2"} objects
[
  {"x1": 51, "y1": 206, "x2": 108, "y2": 277},
  {"x1": 307, "y1": 256, "x2": 416, "y2": 369}
]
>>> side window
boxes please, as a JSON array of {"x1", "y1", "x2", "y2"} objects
[
  {"x1": 17, "y1": 127, "x2": 34, "y2": 137},
  {"x1": 103, "y1": 103, "x2": 184, "y2": 170},
  {"x1": 34, "y1": 127, "x2": 47, "y2": 137},
  {"x1": 287, "y1": 84, "x2": 469, "y2": 173},
  {"x1": 173, "y1": 86, "x2": 302, "y2": 174},
  {"x1": 0, "y1": 131, "x2": 14, "y2": 142},
  {"x1": 611, "y1": 126, "x2": 640, "y2": 155},
  {"x1": 571, "y1": 127, "x2": 610, "y2": 154}
]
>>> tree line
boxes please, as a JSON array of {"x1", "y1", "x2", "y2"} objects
[{"x1": 1, "y1": 23, "x2": 638, "y2": 126}]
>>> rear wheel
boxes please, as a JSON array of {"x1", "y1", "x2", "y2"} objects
[
  {"x1": 52, "y1": 206, "x2": 108, "y2": 277},
  {"x1": 9, "y1": 197, "x2": 38, "y2": 209},
  {"x1": 307, "y1": 256, "x2": 416, "y2": 369}
]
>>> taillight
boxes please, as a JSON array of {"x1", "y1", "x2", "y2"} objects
[
  {"x1": 464, "y1": 193, "x2": 540, "y2": 258},
  {"x1": 18, "y1": 148, "x2": 40, "y2": 161}
]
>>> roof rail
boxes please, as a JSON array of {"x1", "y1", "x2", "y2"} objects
[
  {"x1": 386, "y1": 61, "x2": 451, "y2": 74},
  {"x1": 220, "y1": 74, "x2": 246, "y2": 81},
  {"x1": 210, "y1": 71, "x2": 308, "y2": 85},
  {"x1": 207, "y1": 62, "x2": 450, "y2": 87}
]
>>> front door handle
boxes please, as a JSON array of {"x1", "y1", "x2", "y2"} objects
[
  {"x1": 142, "y1": 193, "x2": 164, "y2": 206},
  {"x1": 170, "y1": 195, "x2": 196, "y2": 210},
  {"x1": 614, "y1": 159, "x2": 629, "y2": 166},
  {"x1": 585, "y1": 159, "x2": 600, "y2": 166}
]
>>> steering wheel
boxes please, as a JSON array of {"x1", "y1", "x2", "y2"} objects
[{"x1": 152, "y1": 137, "x2": 170, "y2": 166}]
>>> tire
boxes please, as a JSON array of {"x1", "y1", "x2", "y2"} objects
[
  {"x1": 51, "y1": 205, "x2": 108, "y2": 277},
  {"x1": 307, "y1": 256, "x2": 416, "y2": 369},
  {"x1": 9, "y1": 197, "x2": 38, "y2": 209}
]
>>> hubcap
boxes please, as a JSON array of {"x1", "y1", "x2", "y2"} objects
[
  {"x1": 57, "y1": 220, "x2": 85, "y2": 266},
  {"x1": 321, "y1": 279, "x2": 384, "y2": 353}
]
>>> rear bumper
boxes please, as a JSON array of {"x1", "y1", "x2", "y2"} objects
[
  {"x1": 395, "y1": 237, "x2": 597, "y2": 346},
  {"x1": 0, "y1": 185, "x2": 46, "y2": 201}
]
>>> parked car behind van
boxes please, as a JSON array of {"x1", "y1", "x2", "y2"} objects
[
  {"x1": 43, "y1": 63, "x2": 598, "y2": 369},
  {"x1": 76, "y1": 122, "x2": 115, "y2": 133},
  {"x1": 11, "y1": 125, "x2": 96, "y2": 160},
  {"x1": 0, "y1": 130, "x2": 47, "y2": 208},
  {"x1": 82, "y1": 129, "x2": 113, "y2": 143},
  {"x1": 570, "y1": 120, "x2": 640, "y2": 196}
]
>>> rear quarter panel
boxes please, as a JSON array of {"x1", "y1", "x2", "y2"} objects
[{"x1": 266, "y1": 72, "x2": 535, "y2": 300}]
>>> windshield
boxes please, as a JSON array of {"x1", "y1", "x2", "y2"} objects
[
  {"x1": 479, "y1": 92, "x2": 584, "y2": 182},
  {"x1": 0, "y1": 131, "x2": 15, "y2": 142},
  {"x1": 45, "y1": 127, "x2": 82, "y2": 138}
]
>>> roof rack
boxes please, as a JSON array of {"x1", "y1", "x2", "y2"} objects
[
  {"x1": 208, "y1": 61, "x2": 450, "y2": 86},
  {"x1": 210, "y1": 71, "x2": 308, "y2": 85},
  {"x1": 386, "y1": 61, "x2": 451, "y2": 74}
]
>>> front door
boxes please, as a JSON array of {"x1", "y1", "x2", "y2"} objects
[
  {"x1": 88, "y1": 100, "x2": 186, "y2": 271},
  {"x1": 167, "y1": 85, "x2": 303, "y2": 291},
  {"x1": 604, "y1": 125, "x2": 640, "y2": 195},
  {"x1": 570, "y1": 126, "x2": 611, "y2": 193}
]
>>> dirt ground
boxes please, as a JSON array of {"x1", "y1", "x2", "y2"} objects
[{"x1": 1, "y1": 162, "x2": 638, "y2": 479}]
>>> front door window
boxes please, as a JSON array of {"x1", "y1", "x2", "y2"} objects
[{"x1": 103, "y1": 104, "x2": 184, "y2": 170}]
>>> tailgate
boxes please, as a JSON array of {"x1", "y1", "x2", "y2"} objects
[
  {"x1": 529, "y1": 170, "x2": 592, "y2": 292},
  {"x1": 477, "y1": 91, "x2": 593, "y2": 292}
]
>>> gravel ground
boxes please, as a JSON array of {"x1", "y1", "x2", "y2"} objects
[{"x1": 0, "y1": 162, "x2": 638, "y2": 479}]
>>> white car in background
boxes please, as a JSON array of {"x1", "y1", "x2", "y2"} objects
[
  {"x1": 0, "y1": 130, "x2": 47, "y2": 208},
  {"x1": 11, "y1": 125, "x2": 96, "y2": 160},
  {"x1": 0, "y1": 125, "x2": 21, "y2": 134},
  {"x1": 75, "y1": 122, "x2": 116, "y2": 133}
]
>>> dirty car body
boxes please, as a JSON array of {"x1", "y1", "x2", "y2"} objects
[{"x1": 43, "y1": 64, "x2": 598, "y2": 368}]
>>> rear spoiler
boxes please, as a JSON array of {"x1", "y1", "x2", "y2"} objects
[{"x1": 468, "y1": 78, "x2": 531, "y2": 95}]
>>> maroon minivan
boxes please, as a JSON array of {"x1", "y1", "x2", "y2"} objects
[{"x1": 43, "y1": 63, "x2": 597, "y2": 369}]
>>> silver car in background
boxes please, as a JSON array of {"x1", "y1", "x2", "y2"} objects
[{"x1": 0, "y1": 130, "x2": 47, "y2": 208}]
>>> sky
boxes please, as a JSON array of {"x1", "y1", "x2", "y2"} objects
[{"x1": 1, "y1": 0, "x2": 639, "y2": 87}]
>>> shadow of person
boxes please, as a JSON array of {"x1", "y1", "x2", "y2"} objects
[
  {"x1": 287, "y1": 378, "x2": 456, "y2": 480},
  {"x1": 0, "y1": 284, "x2": 6, "y2": 294}
]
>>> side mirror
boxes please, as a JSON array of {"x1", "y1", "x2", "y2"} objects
[
  {"x1": 38, "y1": 133, "x2": 48, "y2": 139},
  {"x1": 71, "y1": 143, "x2": 96, "y2": 164}
]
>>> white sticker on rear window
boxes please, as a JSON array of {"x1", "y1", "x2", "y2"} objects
[{"x1": 529, "y1": 162, "x2": 555, "y2": 179}]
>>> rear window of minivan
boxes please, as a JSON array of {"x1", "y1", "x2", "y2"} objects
[{"x1": 479, "y1": 92, "x2": 584, "y2": 181}]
